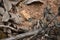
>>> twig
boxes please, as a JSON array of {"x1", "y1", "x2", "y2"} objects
[
  {"x1": 0, "y1": 25, "x2": 18, "y2": 32},
  {"x1": 48, "y1": 14, "x2": 58, "y2": 25},
  {"x1": 1, "y1": 27, "x2": 42, "y2": 40}
]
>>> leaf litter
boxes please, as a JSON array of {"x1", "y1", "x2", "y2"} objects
[{"x1": 0, "y1": 0, "x2": 60, "y2": 40}]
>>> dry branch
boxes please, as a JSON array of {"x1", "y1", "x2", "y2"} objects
[
  {"x1": 0, "y1": 25, "x2": 18, "y2": 32},
  {"x1": 1, "y1": 27, "x2": 42, "y2": 40}
]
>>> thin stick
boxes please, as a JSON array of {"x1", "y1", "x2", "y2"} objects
[
  {"x1": 0, "y1": 25, "x2": 18, "y2": 32},
  {"x1": 1, "y1": 28, "x2": 42, "y2": 40}
]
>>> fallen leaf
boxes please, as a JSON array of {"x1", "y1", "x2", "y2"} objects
[
  {"x1": 24, "y1": 0, "x2": 44, "y2": 5},
  {"x1": 3, "y1": 0, "x2": 12, "y2": 11},
  {"x1": 2, "y1": 11, "x2": 10, "y2": 22},
  {"x1": 0, "y1": 7, "x2": 4, "y2": 15},
  {"x1": 9, "y1": 0, "x2": 22, "y2": 5}
]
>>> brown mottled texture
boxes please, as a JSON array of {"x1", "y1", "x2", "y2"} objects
[
  {"x1": 16, "y1": 0, "x2": 46, "y2": 30},
  {"x1": 47, "y1": 0, "x2": 58, "y2": 15},
  {"x1": 14, "y1": 0, "x2": 60, "y2": 30}
]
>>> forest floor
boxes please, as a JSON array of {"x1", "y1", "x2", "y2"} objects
[{"x1": 0, "y1": 0, "x2": 60, "y2": 40}]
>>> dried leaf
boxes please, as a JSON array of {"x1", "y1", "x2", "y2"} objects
[
  {"x1": 10, "y1": 1, "x2": 19, "y2": 5},
  {"x1": 24, "y1": 0, "x2": 44, "y2": 5},
  {"x1": 0, "y1": 7, "x2": 4, "y2": 15},
  {"x1": 9, "y1": 0, "x2": 21, "y2": 5},
  {"x1": 3, "y1": 0, "x2": 12, "y2": 11},
  {"x1": 2, "y1": 11, "x2": 10, "y2": 22}
]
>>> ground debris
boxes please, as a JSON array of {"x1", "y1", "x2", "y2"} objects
[
  {"x1": 20, "y1": 10, "x2": 32, "y2": 21},
  {"x1": 2, "y1": 11, "x2": 10, "y2": 22},
  {"x1": 3, "y1": 0, "x2": 12, "y2": 11},
  {"x1": 24, "y1": 0, "x2": 44, "y2": 5},
  {"x1": 0, "y1": 0, "x2": 60, "y2": 40},
  {"x1": 0, "y1": 7, "x2": 4, "y2": 15}
]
